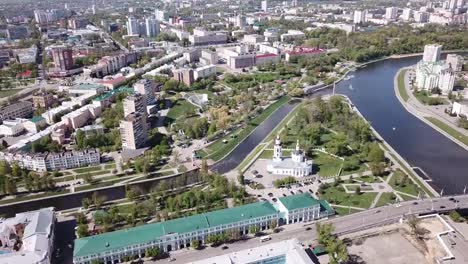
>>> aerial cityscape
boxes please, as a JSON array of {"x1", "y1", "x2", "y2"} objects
[{"x1": 0, "y1": 0, "x2": 467, "y2": 263}]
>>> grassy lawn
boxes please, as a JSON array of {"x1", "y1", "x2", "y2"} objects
[
  {"x1": 387, "y1": 151, "x2": 434, "y2": 198},
  {"x1": 312, "y1": 152, "x2": 343, "y2": 178},
  {"x1": 320, "y1": 185, "x2": 377, "y2": 209},
  {"x1": 356, "y1": 175, "x2": 382, "y2": 183},
  {"x1": 389, "y1": 170, "x2": 421, "y2": 197},
  {"x1": 76, "y1": 170, "x2": 111, "y2": 178},
  {"x1": 73, "y1": 166, "x2": 102, "y2": 174},
  {"x1": 397, "y1": 69, "x2": 409, "y2": 102},
  {"x1": 166, "y1": 99, "x2": 198, "y2": 125},
  {"x1": 398, "y1": 193, "x2": 416, "y2": 201},
  {"x1": 375, "y1": 192, "x2": 397, "y2": 207},
  {"x1": 202, "y1": 97, "x2": 290, "y2": 162},
  {"x1": 104, "y1": 163, "x2": 116, "y2": 170},
  {"x1": 0, "y1": 89, "x2": 22, "y2": 98},
  {"x1": 264, "y1": 102, "x2": 302, "y2": 142},
  {"x1": 193, "y1": 89, "x2": 215, "y2": 98},
  {"x1": 413, "y1": 90, "x2": 446, "y2": 105},
  {"x1": 425, "y1": 117, "x2": 468, "y2": 147},
  {"x1": 74, "y1": 179, "x2": 122, "y2": 192},
  {"x1": 333, "y1": 206, "x2": 361, "y2": 216}
]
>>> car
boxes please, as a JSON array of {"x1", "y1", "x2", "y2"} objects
[
  {"x1": 298, "y1": 190, "x2": 303, "y2": 194},
  {"x1": 257, "y1": 194, "x2": 262, "y2": 197},
  {"x1": 305, "y1": 227, "x2": 312, "y2": 231},
  {"x1": 413, "y1": 202, "x2": 418, "y2": 205},
  {"x1": 268, "y1": 193, "x2": 273, "y2": 197},
  {"x1": 449, "y1": 197, "x2": 455, "y2": 201},
  {"x1": 168, "y1": 257, "x2": 176, "y2": 262},
  {"x1": 299, "y1": 183, "x2": 304, "y2": 187},
  {"x1": 282, "y1": 193, "x2": 287, "y2": 197},
  {"x1": 304, "y1": 182, "x2": 310, "y2": 186},
  {"x1": 375, "y1": 210, "x2": 381, "y2": 213},
  {"x1": 272, "y1": 198, "x2": 277, "y2": 202},
  {"x1": 440, "y1": 205, "x2": 446, "y2": 209},
  {"x1": 260, "y1": 198, "x2": 267, "y2": 201},
  {"x1": 290, "y1": 191, "x2": 295, "y2": 195},
  {"x1": 221, "y1": 246, "x2": 229, "y2": 250},
  {"x1": 309, "y1": 189, "x2": 313, "y2": 193}
]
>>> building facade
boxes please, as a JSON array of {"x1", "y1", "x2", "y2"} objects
[
  {"x1": 267, "y1": 136, "x2": 313, "y2": 177},
  {"x1": 73, "y1": 194, "x2": 333, "y2": 264},
  {"x1": 52, "y1": 46, "x2": 74, "y2": 71},
  {"x1": 0, "y1": 149, "x2": 100, "y2": 172},
  {"x1": 133, "y1": 79, "x2": 156, "y2": 105},
  {"x1": 120, "y1": 113, "x2": 148, "y2": 150},
  {"x1": 33, "y1": 92, "x2": 55, "y2": 109},
  {"x1": 0, "y1": 101, "x2": 33, "y2": 121}
]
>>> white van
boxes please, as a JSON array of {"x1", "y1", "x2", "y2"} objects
[{"x1": 260, "y1": 235, "x2": 271, "y2": 242}]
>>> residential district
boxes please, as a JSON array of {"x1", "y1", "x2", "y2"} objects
[{"x1": 0, "y1": 0, "x2": 467, "y2": 264}]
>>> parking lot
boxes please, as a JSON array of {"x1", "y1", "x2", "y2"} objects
[{"x1": 249, "y1": 180, "x2": 322, "y2": 203}]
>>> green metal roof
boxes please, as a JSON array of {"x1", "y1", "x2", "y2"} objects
[
  {"x1": 74, "y1": 201, "x2": 278, "y2": 258},
  {"x1": 278, "y1": 193, "x2": 320, "y2": 211},
  {"x1": 319, "y1": 200, "x2": 334, "y2": 213},
  {"x1": 93, "y1": 86, "x2": 134, "y2": 102},
  {"x1": 205, "y1": 201, "x2": 277, "y2": 227},
  {"x1": 30, "y1": 116, "x2": 45, "y2": 123}
]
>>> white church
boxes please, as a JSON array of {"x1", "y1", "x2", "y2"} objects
[{"x1": 267, "y1": 135, "x2": 313, "y2": 177}]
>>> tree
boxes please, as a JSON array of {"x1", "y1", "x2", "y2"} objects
[
  {"x1": 82, "y1": 197, "x2": 92, "y2": 209},
  {"x1": 126, "y1": 188, "x2": 140, "y2": 202},
  {"x1": 191, "y1": 240, "x2": 200, "y2": 249},
  {"x1": 76, "y1": 224, "x2": 89, "y2": 238},
  {"x1": 145, "y1": 247, "x2": 160, "y2": 258},
  {"x1": 369, "y1": 162, "x2": 386, "y2": 176},
  {"x1": 91, "y1": 192, "x2": 106, "y2": 210},
  {"x1": 237, "y1": 173, "x2": 245, "y2": 185},
  {"x1": 227, "y1": 228, "x2": 241, "y2": 241},
  {"x1": 354, "y1": 186, "x2": 361, "y2": 195},
  {"x1": 367, "y1": 143, "x2": 385, "y2": 163},
  {"x1": 327, "y1": 238, "x2": 349, "y2": 264},
  {"x1": 249, "y1": 225, "x2": 260, "y2": 235},
  {"x1": 270, "y1": 219, "x2": 278, "y2": 230}
]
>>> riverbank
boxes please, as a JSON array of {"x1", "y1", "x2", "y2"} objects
[
  {"x1": 393, "y1": 68, "x2": 468, "y2": 151},
  {"x1": 340, "y1": 95, "x2": 438, "y2": 198}
]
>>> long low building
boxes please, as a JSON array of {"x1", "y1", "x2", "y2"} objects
[
  {"x1": 0, "y1": 149, "x2": 100, "y2": 172},
  {"x1": 73, "y1": 193, "x2": 333, "y2": 264}
]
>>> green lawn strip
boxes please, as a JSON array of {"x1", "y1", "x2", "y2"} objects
[
  {"x1": 264, "y1": 102, "x2": 302, "y2": 142},
  {"x1": 75, "y1": 170, "x2": 111, "y2": 179},
  {"x1": 0, "y1": 190, "x2": 70, "y2": 205},
  {"x1": 204, "y1": 97, "x2": 290, "y2": 162},
  {"x1": 375, "y1": 192, "x2": 397, "y2": 207},
  {"x1": 74, "y1": 179, "x2": 122, "y2": 192},
  {"x1": 104, "y1": 163, "x2": 116, "y2": 170},
  {"x1": 413, "y1": 91, "x2": 447, "y2": 105},
  {"x1": 341, "y1": 162, "x2": 368, "y2": 176},
  {"x1": 0, "y1": 89, "x2": 22, "y2": 98},
  {"x1": 388, "y1": 170, "x2": 421, "y2": 197},
  {"x1": 425, "y1": 117, "x2": 468, "y2": 146},
  {"x1": 73, "y1": 166, "x2": 102, "y2": 174},
  {"x1": 159, "y1": 170, "x2": 176, "y2": 176},
  {"x1": 333, "y1": 206, "x2": 361, "y2": 216},
  {"x1": 398, "y1": 192, "x2": 416, "y2": 201},
  {"x1": 192, "y1": 89, "x2": 215, "y2": 98},
  {"x1": 356, "y1": 176, "x2": 382, "y2": 183},
  {"x1": 397, "y1": 69, "x2": 409, "y2": 102},
  {"x1": 55, "y1": 176, "x2": 75, "y2": 183},
  {"x1": 313, "y1": 152, "x2": 343, "y2": 178},
  {"x1": 320, "y1": 186, "x2": 377, "y2": 209}
]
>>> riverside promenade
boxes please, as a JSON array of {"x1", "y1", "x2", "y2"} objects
[{"x1": 393, "y1": 67, "x2": 468, "y2": 151}]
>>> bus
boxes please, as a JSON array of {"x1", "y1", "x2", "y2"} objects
[{"x1": 260, "y1": 236, "x2": 271, "y2": 242}]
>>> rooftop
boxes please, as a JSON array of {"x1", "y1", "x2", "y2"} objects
[{"x1": 279, "y1": 193, "x2": 320, "y2": 211}]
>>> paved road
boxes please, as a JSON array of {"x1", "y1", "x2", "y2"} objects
[{"x1": 157, "y1": 195, "x2": 468, "y2": 263}]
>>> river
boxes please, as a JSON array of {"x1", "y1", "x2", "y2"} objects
[{"x1": 336, "y1": 55, "x2": 468, "y2": 195}]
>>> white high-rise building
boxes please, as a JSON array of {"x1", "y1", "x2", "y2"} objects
[
  {"x1": 385, "y1": 7, "x2": 398, "y2": 20},
  {"x1": 145, "y1": 17, "x2": 160, "y2": 38},
  {"x1": 261, "y1": 0, "x2": 268, "y2": 12},
  {"x1": 126, "y1": 16, "x2": 139, "y2": 35},
  {"x1": 446, "y1": 54, "x2": 464, "y2": 71},
  {"x1": 457, "y1": 0, "x2": 465, "y2": 8},
  {"x1": 414, "y1": 11, "x2": 429, "y2": 23},
  {"x1": 449, "y1": 0, "x2": 458, "y2": 9},
  {"x1": 155, "y1": 9, "x2": 168, "y2": 22},
  {"x1": 423, "y1": 44, "x2": 442, "y2": 63},
  {"x1": 92, "y1": 5, "x2": 96, "y2": 15},
  {"x1": 401, "y1": 8, "x2": 413, "y2": 21},
  {"x1": 353, "y1": 10, "x2": 366, "y2": 24},
  {"x1": 236, "y1": 15, "x2": 246, "y2": 28},
  {"x1": 133, "y1": 79, "x2": 156, "y2": 105}
]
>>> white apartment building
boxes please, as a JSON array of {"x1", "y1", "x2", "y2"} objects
[
  {"x1": 193, "y1": 65, "x2": 217, "y2": 80},
  {"x1": 133, "y1": 79, "x2": 157, "y2": 105},
  {"x1": 446, "y1": 54, "x2": 464, "y2": 71},
  {"x1": 120, "y1": 113, "x2": 148, "y2": 150},
  {"x1": 414, "y1": 11, "x2": 430, "y2": 23},
  {"x1": 189, "y1": 28, "x2": 227, "y2": 46},
  {"x1": 0, "y1": 119, "x2": 25, "y2": 137},
  {"x1": 126, "y1": 16, "x2": 139, "y2": 36},
  {"x1": 280, "y1": 30, "x2": 305, "y2": 42},
  {"x1": 385, "y1": 7, "x2": 398, "y2": 20},
  {"x1": 401, "y1": 8, "x2": 413, "y2": 21},
  {"x1": 0, "y1": 101, "x2": 33, "y2": 121},
  {"x1": 423, "y1": 44, "x2": 442, "y2": 63},
  {"x1": 145, "y1": 17, "x2": 159, "y2": 38},
  {"x1": 243, "y1": 34, "x2": 265, "y2": 45},
  {"x1": 0, "y1": 149, "x2": 100, "y2": 172},
  {"x1": 200, "y1": 50, "x2": 218, "y2": 65},
  {"x1": 353, "y1": 10, "x2": 366, "y2": 24}
]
